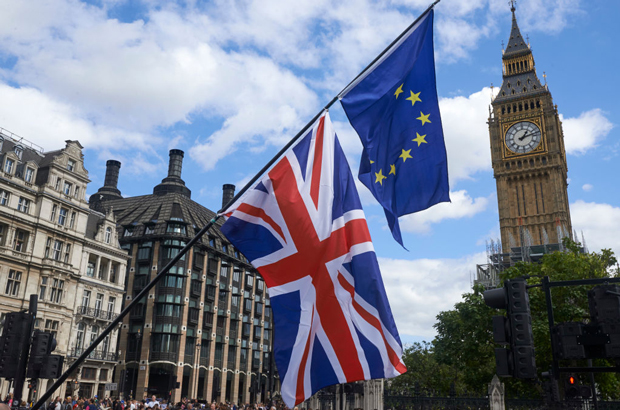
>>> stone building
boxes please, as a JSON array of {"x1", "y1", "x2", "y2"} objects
[
  {"x1": 476, "y1": 3, "x2": 575, "y2": 287},
  {"x1": 91, "y1": 150, "x2": 275, "y2": 404},
  {"x1": 0, "y1": 128, "x2": 128, "y2": 401}
]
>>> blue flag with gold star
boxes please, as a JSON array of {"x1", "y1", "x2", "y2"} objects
[{"x1": 340, "y1": 8, "x2": 449, "y2": 247}]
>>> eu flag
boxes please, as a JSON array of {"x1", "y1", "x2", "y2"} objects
[{"x1": 340, "y1": 8, "x2": 449, "y2": 247}]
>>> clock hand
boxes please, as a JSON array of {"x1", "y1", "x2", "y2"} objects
[{"x1": 518, "y1": 131, "x2": 531, "y2": 142}]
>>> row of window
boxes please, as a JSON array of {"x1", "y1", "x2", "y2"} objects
[
  {"x1": 54, "y1": 175, "x2": 82, "y2": 199},
  {"x1": 85, "y1": 257, "x2": 119, "y2": 283},
  {"x1": 81, "y1": 290, "x2": 117, "y2": 314},
  {"x1": 0, "y1": 224, "x2": 30, "y2": 252},
  {"x1": 2, "y1": 156, "x2": 36, "y2": 184},
  {"x1": 45, "y1": 237, "x2": 72, "y2": 263},
  {"x1": 0, "y1": 190, "x2": 32, "y2": 213},
  {"x1": 50, "y1": 204, "x2": 77, "y2": 228}
]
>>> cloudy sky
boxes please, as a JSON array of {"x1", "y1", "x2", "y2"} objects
[{"x1": 0, "y1": 0, "x2": 618, "y2": 345}]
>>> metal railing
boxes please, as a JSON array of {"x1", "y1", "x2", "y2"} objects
[
  {"x1": 68, "y1": 349, "x2": 118, "y2": 362},
  {"x1": 77, "y1": 306, "x2": 119, "y2": 321}
]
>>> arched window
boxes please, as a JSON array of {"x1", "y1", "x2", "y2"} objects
[{"x1": 105, "y1": 227, "x2": 112, "y2": 244}]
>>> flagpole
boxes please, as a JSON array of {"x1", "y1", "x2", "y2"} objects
[{"x1": 33, "y1": 2, "x2": 441, "y2": 407}]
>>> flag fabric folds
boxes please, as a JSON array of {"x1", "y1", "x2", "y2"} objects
[
  {"x1": 220, "y1": 112, "x2": 406, "y2": 407},
  {"x1": 340, "y1": 9, "x2": 450, "y2": 247}
]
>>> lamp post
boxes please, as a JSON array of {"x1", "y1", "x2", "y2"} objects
[
  {"x1": 194, "y1": 344, "x2": 202, "y2": 399},
  {"x1": 132, "y1": 330, "x2": 142, "y2": 399}
]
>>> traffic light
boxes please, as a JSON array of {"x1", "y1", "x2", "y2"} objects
[
  {"x1": 26, "y1": 330, "x2": 64, "y2": 379},
  {"x1": 0, "y1": 312, "x2": 32, "y2": 378},
  {"x1": 564, "y1": 374, "x2": 592, "y2": 400},
  {"x1": 484, "y1": 278, "x2": 537, "y2": 378}
]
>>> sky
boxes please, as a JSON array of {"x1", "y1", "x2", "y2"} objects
[{"x1": 0, "y1": 0, "x2": 618, "y2": 345}]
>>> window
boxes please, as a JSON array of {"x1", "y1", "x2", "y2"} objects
[
  {"x1": 24, "y1": 167, "x2": 34, "y2": 183},
  {"x1": 17, "y1": 197, "x2": 30, "y2": 213},
  {"x1": 124, "y1": 227, "x2": 134, "y2": 237},
  {"x1": 144, "y1": 225, "x2": 155, "y2": 234},
  {"x1": 45, "y1": 237, "x2": 52, "y2": 258},
  {"x1": 76, "y1": 322, "x2": 86, "y2": 350},
  {"x1": 39, "y1": 277, "x2": 48, "y2": 301},
  {"x1": 0, "y1": 190, "x2": 8, "y2": 206},
  {"x1": 69, "y1": 212, "x2": 76, "y2": 228},
  {"x1": 137, "y1": 242, "x2": 153, "y2": 260},
  {"x1": 90, "y1": 325, "x2": 99, "y2": 344},
  {"x1": 58, "y1": 208, "x2": 68, "y2": 225},
  {"x1": 4, "y1": 158, "x2": 14, "y2": 174},
  {"x1": 50, "y1": 204, "x2": 58, "y2": 221},
  {"x1": 166, "y1": 223, "x2": 186, "y2": 234},
  {"x1": 52, "y1": 240, "x2": 63, "y2": 260},
  {"x1": 50, "y1": 279, "x2": 64, "y2": 303},
  {"x1": 67, "y1": 159, "x2": 75, "y2": 171},
  {"x1": 14, "y1": 146, "x2": 22, "y2": 159},
  {"x1": 45, "y1": 320, "x2": 59, "y2": 339},
  {"x1": 81, "y1": 367, "x2": 96, "y2": 380},
  {"x1": 104, "y1": 227, "x2": 112, "y2": 244},
  {"x1": 107, "y1": 297, "x2": 116, "y2": 314},
  {"x1": 63, "y1": 181, "x2": 72, "y2": 196},
  {"x1": 82, "y1": 290, "x2": 91, "y2": 307},
  {"x1": 5, "y1": 270, "x2": 21, "y2": 296},
  {"x1": 13, "y1": 229, "x2": 28, "y2": 252},
  {"x1": 0, "y1": 224, "x2": 5, "y2": 246},
  {"x1": 55, "y1": 177, "x2": 61, "y2": 191},
  {"x1": 63, "y1": 243, "x2": 71, "y2": 263},
  {"x1": 109, "y1": 264, "x2": 117, "y2": 283},
  {"x1": 95, "y1": 294, "x2": 104, "y2": 314},
  {"x1": 86, "y1": 261, "x2": 95, "y2": 277},
  {"x1": 74, "y1": 186, "x2": 80, "y2": 199}
]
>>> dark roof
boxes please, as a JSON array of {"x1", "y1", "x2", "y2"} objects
[
  {"x1": 85, "y1": 211, "x2": 105, "y2": 240},
  {"x1": 100, "y1": 191, "x2": 227, "y2": 242},
  {"x1": 494, "y1": 72, "x2": 545, "y2": 103},
  {"x1": 503, "y1": 7, "x2": 529, "y2": 58}
]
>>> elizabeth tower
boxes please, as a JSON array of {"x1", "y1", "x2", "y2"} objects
[{"x1": 489, "y1": 3, "x2": 572, "y2": 253}]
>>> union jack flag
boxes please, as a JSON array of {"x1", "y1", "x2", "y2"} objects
[{"x1": 220, "y1": 112, "x2": 406, "y2": 407}]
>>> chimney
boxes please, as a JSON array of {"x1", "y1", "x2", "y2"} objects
[
  {"x1": 167, "y1": 149, "x2": 184, "y2": 179},
  {"x1": 89, "y1": 159, "x2": 123, "y2": 210},
  {"x1": 104, "y1": 160, "x2": 121, "y2": 190},
  {"x1": 222, "y1": 184, "x2": 236, "y2": 209},
  {"x1": 153, "y1": 149, "x2": 191, "y2": 197}
]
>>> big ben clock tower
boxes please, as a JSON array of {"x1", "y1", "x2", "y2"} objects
[{"x1": 489, "y1": 2, "x2": 572, "y2": 254}]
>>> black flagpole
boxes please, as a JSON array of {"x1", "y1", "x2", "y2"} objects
[{"x1": 32, "y1": 1, "x2": 441, "y2": 407}]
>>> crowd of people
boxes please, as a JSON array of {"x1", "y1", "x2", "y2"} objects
[{"x1": 2, "y1": 394, "x2": 304, "y2": 410}]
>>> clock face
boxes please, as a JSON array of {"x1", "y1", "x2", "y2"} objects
[{"x1": 505, "y1": 121, "x2": 541, "y2": 154}]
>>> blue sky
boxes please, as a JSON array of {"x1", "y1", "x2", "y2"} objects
[{"x1": 1, "y1": 0, "x2": 618, "y2": 345}]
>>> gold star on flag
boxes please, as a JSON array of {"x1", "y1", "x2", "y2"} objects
[
  {"x1": 412, "y1": 132, "x2": 427, "y2": 146},
  {"x1": 406, "y1": 91, "x2": 421, "y2": 106},
  {"x1": 399, "y1": 149, "x2": 413, "y2": 162},
  {"x1": 370, "y1": 160, "x2": 374, "y2": 164},
  {"x1": 389, "y1": 164, "x2": 396, "y2": 175},
  {"x1": 394, "y1": 84, "x2": 404, "y2": 99},
  {"x1": 417, "y1": 111, "x2": 431, "y2": 125},
  {"x1": 375, "y1": 169, "x2": 387, "y2": 185}
]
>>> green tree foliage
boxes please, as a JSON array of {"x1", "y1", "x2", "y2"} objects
[{"x1": 393, "y1": 240, "x2": 620, "y2": 399}]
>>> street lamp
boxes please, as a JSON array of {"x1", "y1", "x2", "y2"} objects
[
  {"x1": 132, "y1": 329, "x2": 142, "y2": 399},
  {"x1": 194, "y1": 344, "x2": 202, "y2": 398}
]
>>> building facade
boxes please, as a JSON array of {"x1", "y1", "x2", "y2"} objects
[
  {"x1": 488, "y1": 3, "x2": 572, "y2": 254},
  {"x1": 92, "y1": 150, "x2": 275, "y2": 404},
  {"x1": 476, "y1": 3, "x2": 575, "y2": 288},
  {"x1": 0, "y1": 128, "x2": 128, "y2": 401}
]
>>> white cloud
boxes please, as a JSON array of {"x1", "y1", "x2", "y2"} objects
[
  {"x1": 571, "y1": 200, "x2": 620, "y2": 258},
  {"x1": 562, "y1": 109, "x2": 614, "y2": 154},
  {"x1": 0, "y1": 83, "x2": 156, "y2": 152},
  {"x1": 440, "y1": 87, "x2": 497, "y2": 184},
  {"x1": 399, "y1": 189, "x2": 490, "y2": 234},
  {"x1": 379, "y1": 252, "x2": 487, "y2": 340},
  {"x1": 582, "y1": 183, "x2": 593, "y2": 192}
]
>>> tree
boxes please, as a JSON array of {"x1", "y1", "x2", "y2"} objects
[
  {"x1": 388, "y1": 341, "x2": 459, "y2": 396},
  {"x1": 404, "y1": 239, "x2": 620, "y2": 399}
]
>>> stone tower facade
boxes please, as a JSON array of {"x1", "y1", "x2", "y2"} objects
[{"x1": 488, "y1": 3, "x2": 572, "y2": 253}]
